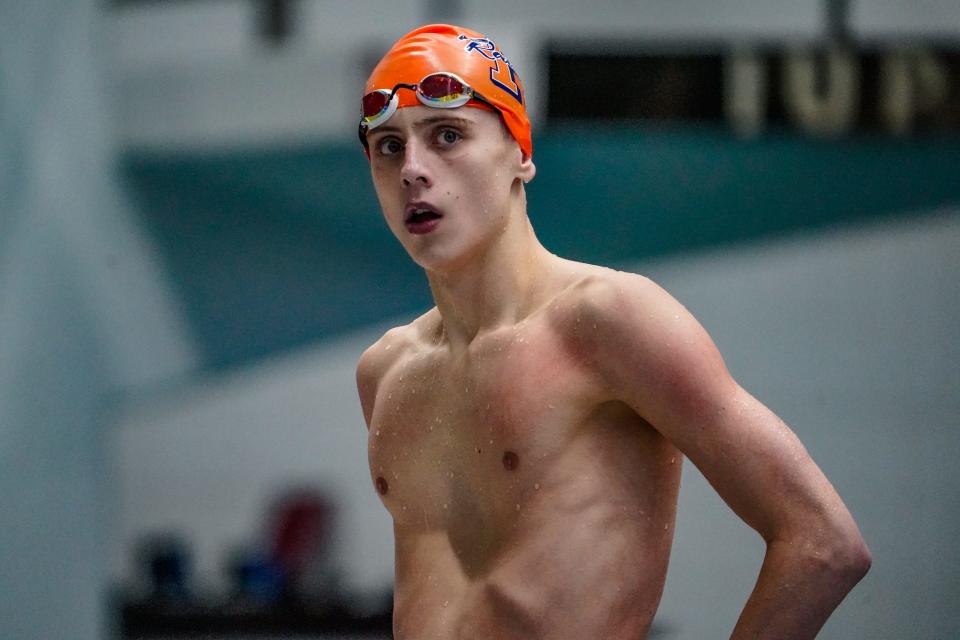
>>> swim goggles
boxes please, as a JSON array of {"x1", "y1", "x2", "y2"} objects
[{"x1": 359, "y1": 71, "x2": 494, "y2": 142}]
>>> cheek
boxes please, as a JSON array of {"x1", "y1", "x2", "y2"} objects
[
  {"x1": 371, "y1": 171, "x2": 401, "y2": 209},
  {"x1": 462, "y1": 154, "x2": 514, "y2": 196}
]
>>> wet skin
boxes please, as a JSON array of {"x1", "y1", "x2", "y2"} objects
[
  {"x1": 365, "y1": 274, "x2": 682, "y2": 640},
  {"x1": 357, "y1": 105, "x2": 869, "y2": 639}
]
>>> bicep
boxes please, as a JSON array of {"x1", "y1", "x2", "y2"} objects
[{"x1": 589, "y1": 278, "x2": 844, "y2": 541}]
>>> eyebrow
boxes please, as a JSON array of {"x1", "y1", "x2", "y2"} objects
[{"x1": 369, "y1": 115, "x2": 474, "y2": 137}]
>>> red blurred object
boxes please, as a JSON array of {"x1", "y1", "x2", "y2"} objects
[{"x1": 269, "y1": 490, "x2": 334, "y2": 579}]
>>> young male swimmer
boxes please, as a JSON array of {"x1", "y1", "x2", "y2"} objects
[{"x1": 355, "y1": 24, "x2": 870, "y2": 639}]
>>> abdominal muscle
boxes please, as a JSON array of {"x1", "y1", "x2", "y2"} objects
[{"x1": 390, "y1": 442, "x2": 681, "y2": 640}]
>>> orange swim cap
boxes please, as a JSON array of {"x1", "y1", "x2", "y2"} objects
[{"x1": 362, "y1": 24, "x2": 532, "y2": 158}]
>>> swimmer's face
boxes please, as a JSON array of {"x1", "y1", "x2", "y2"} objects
[{"x1": 367, "y1": 105, "x2": 535, "y2": 272}]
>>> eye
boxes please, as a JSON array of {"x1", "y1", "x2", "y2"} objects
[
  {"x1": 436, "y1": 128, "x2": 462, "y2": 146},
  {"x1": 375, "y1": 137, "x2": 403, "y2": 156}
]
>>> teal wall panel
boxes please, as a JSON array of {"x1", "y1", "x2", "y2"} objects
[{"x1": 122, "y1": 128, "x2": 960, "y2": 370}]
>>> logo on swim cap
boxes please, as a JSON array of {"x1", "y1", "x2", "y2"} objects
[{"x1": 458, "y1": 35, "x2": 523, "y2": 106}]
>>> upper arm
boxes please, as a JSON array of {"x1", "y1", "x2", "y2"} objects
[
  {"x1": 356, "y1": 329, "x2": 401, "y2": 429},
  {"x1": 355, "y1": 345, "x2": 380, "y2": 429},
  {"x1": 579, "y1": 274, "x2": 858, "y2": 544}
]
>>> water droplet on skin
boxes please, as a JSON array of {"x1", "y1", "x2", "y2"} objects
[
  {"x1": 388, "y1": 393, "x2": 393, "y2": 399},
  {"x1": 534, "y1": 483, "x2": 540, "y2": 490},
  {"x1": 664, "y1": 524, "x2": 669, "y2": 530},
  {"x1": 443, "y1": 503, "x2": 448, "y2": 509},
  {"x1": 375, "y1": 430, "x2": 381, "y2": 436},
  {"x1": 548, "y1": 404, "x2": 555, "y2": 409},
  {"x1": 515, "y1": 503, "x2": 521, "y2": 511},
  {"x1": 593, "y1": 323, "x2": 597, "y2": 329},
  {"x1": 489, "y1": 439, "x2": 494, "y2": 445},
  {"x1": 384, "y1": 344, "x2": 391, "y2": 351},
  {"x1": 670, "y1": 457, "x2": 676, "y2": 464}
]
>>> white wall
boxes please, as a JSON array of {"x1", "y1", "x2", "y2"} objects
[
  {"x1": 649, "y1": 210, "x2": 959, "y2": 638},
  {"x1": 106, "y1": 0, "x2": 832, "y2": 150},
  {"x1": 0, "y1": 3, "x2": 199, "y2": 638},
  {"x1": 110, "y1": 208, "x2": 960, "y2": 638},
  {"x1": 106, "y1": 0, "x2": 960, "y2": 151},
  {"x1": 109, "y1": 332, "x2": 396, "y2": 598},
  {"x1": 852, "y1": 0, "x2": 960, "y2": 39}
]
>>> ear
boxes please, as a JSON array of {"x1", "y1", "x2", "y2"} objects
[{"x1": 517, "y1": 151, "x2": 536, "y2": 184}]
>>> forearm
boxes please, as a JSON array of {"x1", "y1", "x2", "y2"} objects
[{"x1": 730, "y1": 536, "x2": 871, "y2": 639}]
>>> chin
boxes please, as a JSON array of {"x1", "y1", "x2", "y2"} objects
[
  {"x1": 402, "y1": 222, "x2": 503, "y2": 274},
  {"x1": 411, "y1": 251, "x2": 463, "y2": 274},
  {"x1": 408, "y1": 241, "x2": 477, "y2": 275}
]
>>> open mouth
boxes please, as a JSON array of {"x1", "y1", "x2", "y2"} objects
[{"x1": 406, "y1": 209, "x2": 443, "y2": 224}]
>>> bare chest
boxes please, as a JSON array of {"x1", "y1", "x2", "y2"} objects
[{"x1": 367, "y1": 325, "x2": 594, "y2": 528}]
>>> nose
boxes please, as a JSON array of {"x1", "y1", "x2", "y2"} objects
[{"x1": 400, "y1": 139, "x2": 432, "y2": 189}]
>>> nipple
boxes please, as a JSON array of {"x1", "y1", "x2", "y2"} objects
[
  {"x1": 502, "y1": 450, "x2": 519, "y2": 471},
  {"x1": 375, "y1": 476, "x2": 389, "y2": 495}
]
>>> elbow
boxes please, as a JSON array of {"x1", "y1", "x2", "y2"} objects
[
  {"x1": 809, "y1": 531, "x2": 872, "y2": 585},
  {"x1": 842, "y1": 536, "x2": 872, "y2": 582}
]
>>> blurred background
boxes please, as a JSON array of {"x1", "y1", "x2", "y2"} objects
[{"x1": 2, "y1": 0, "x2": 959, "y2": 638}]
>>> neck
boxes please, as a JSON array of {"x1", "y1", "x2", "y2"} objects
[{"x1": 425, "y1": 212, "x2": 559, "y2": 353}]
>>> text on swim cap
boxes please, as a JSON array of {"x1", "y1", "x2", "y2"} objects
[{"x1": 458, "y1": 35, "x2": 523, "y2": 106}]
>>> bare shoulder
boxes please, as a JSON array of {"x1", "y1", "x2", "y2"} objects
[
  {"x1": 552, "y1": 263, "x2": 731, "y2": 406},
  {"x1": 355, "y1": 307, "x2": 441, "y2": 428},
  {"x1": 553, "y1": 263, "x2": 686, "y2": 337}
]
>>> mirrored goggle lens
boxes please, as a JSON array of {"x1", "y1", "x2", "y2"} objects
[
  {"x1": 362, "y1": 90, "x2": 392, "y2": 120},
  {"x1": 419, "y1": 74, "x2": 470, "y2": 103}
]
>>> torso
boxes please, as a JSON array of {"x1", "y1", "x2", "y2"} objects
[{"x1": 365, "y1": 265, "x2": 683, "y2": 639}]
